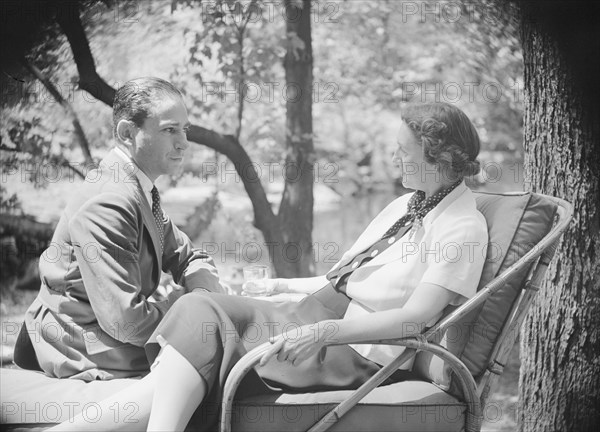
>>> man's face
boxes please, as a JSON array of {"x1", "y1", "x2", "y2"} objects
[{"x1": 131, "y1": 96, "x2": 191, "y2": 181}]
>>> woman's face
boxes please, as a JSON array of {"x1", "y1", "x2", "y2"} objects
[{"x1": 392, "y1": 121, "x2": 438, "y2": 191}]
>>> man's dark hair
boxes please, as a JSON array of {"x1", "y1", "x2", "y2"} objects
[{"x1": 113, "y1": 77, "x2": 183, "y2": 137}]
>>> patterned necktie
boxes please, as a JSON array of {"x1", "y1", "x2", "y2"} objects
[{"x1": 151, "y1": 186, "x2": 165, "y2": 250}]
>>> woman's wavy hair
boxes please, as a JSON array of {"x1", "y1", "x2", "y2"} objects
[{"x1": 401, "y1": 102, "x2": 481, "y2": 179}]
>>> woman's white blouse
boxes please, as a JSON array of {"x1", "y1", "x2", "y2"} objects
[{"x1": 335, "y1": 182, "x2": 488, "y2": 368}]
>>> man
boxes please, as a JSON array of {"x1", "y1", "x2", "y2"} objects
[{"x1": 14, "y1": 77, "x2": 224, "y2": 381}]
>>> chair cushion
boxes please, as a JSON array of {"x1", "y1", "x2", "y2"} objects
[
  {"x1": 0, "y1": 368, "x2": 137, "y2": 425},
  {"x1": 412, "y1": 192, "x2": 557, "y2": 392},
  {"x1": 231, "y1": 380, "x2": 465, "y2": 432}
]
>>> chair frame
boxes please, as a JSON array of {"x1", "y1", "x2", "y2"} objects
[{"x1": 220, "y1": 194, "x2": 573, "y2": 432}]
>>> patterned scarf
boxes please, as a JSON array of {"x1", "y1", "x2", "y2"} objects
[{"x1": 382, "y1": 180, "x2": 463, "y2": 241}]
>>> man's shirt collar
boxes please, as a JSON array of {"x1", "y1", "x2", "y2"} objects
[{"x1": 114, "y1": 146, "x2": 154, "y2": 202}]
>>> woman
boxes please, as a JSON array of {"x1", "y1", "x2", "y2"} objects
[{"x1": 50, "y1": 102, "x2": 487, "y2": 431}]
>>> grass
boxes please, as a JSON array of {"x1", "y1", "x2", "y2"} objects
[{"x1": 0, "y1": 289, "x2": 37, "y2": 367}]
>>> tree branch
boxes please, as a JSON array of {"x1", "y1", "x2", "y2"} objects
[
  {"x1": 236, "y1": 28, "x2": 245, "y2": 140},
  {"x1": 241, "y1": 0, "x2": 259, "y2": 33},
  {"x1": 20, "y1": 57, "x2": 94, "y2": 165},
  {"x1": 61, "y1": 159, "x2": 86, "y2": 180},
  {"x1": 187, "y1": 125, "x2": 280, "y2": 235},
  {"x1": 55, "y1": 2, "x2": 115, "y2": 105},
  {"x1": 55, "y1": 5, "x2": 234, "y2": 158},
  {"x1": 0, "y1": 145, "x2": 20, "y2": 152}
]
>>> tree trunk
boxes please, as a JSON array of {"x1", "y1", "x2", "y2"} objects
[
  {"x1": 278, "y1": 0, "x2": 315, "y2": 276},
  {"x1": 518, "y1": 1, "x2": 600, "y2": 431}
]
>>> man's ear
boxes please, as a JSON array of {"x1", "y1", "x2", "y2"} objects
[{"x1": 116, "y1": 120, "x2": 137, "y2": 147}]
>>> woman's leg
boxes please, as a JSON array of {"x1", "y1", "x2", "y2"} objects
[{"x1": 146, "y1": 343, "x2": 207, "y2": 431}]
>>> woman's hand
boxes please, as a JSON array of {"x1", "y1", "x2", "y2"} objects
[
  {"x1": 241, "y1": 278, "x2": 287, "y2": 296},
  {"x1": 268, "y1": 278, "x2": 289, "y2": 294},
  {"x1": 259, "y1": 321, "x2": 338, "y2": 366}
]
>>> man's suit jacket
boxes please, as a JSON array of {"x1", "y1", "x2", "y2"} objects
[{"x1": 16, "y1": 149, "x2": 223, "y2": 380}]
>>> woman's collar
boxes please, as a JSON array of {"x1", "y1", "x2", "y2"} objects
[{"x1": 421, "y1": 180, "x2": 469, "y2": 228}]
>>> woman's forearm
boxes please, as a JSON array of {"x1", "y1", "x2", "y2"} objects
[
  {"x1": 321, "y1": 308, "x2": 427, "y2": 345},
  {"x1": 322, "y1": 283, "x2": 456, "y2": 344},
  {"x1": 278, "y1": 275, "x2": 328, "y2": 294}
]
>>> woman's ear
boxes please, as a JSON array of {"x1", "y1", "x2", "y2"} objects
[{"x1": 116, "y1": 120, "x2": 137, "y2": 147}]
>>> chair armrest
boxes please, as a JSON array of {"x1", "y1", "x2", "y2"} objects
[
  {"x1": 221, "y1": 342, "x2": 272, "y2": 432},
  {"x1": 220, "y1": 337, "x2": 481, "y2": 432}
]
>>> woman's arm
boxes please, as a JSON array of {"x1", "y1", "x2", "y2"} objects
[
  {"x1": 326, "y1": 282, "x2": 455, "y2": 343},
  {"x1": 260, "y1": 282, "x2": 456, "y2": 365},
  {"x1": 271, "y1": 275, "x2": 329, "y2": 295}
]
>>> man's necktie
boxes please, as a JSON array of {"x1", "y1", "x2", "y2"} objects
[{"x1": 151, "y1": 186, "x2": 165, "y2": 250}]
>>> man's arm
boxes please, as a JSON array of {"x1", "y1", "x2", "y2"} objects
[
  {"x1": 161, "y1": 220, "x2": 224, "y2": 294},
  {"x1": 69, "y1": 192, "x2": 173, "y2": 347}
]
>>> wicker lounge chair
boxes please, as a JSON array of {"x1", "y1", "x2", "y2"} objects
[{"x1": 219, "y1": 191, "x2": 573, "y2": 432}]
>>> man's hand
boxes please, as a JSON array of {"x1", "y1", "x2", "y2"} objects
[{"x1": 150, "y1": 282, "x2": 177, "y2": 302}]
